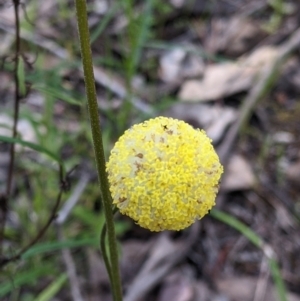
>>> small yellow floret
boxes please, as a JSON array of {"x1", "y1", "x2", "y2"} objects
[{"x1": 106, "y1": 116, "x2": 223, "y2": 231}]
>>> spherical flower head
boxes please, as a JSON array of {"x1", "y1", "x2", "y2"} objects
[{"x1": 106, "y1": 116, "x2": 223, "y2": 231}]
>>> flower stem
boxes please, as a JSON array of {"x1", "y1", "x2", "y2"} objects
[
  {"x1": 73, "y1": 1, "x2": 122, "y2": 300},
  {"x1": 100, "y1": 223, "x2": 113, "y2": 293}
]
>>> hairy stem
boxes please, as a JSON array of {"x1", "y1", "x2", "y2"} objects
[{"x1": 73, "y1": 1, "x2": 122, "y2": 300}]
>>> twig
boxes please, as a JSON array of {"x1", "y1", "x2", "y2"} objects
[
  {"x1": 218, "y1": 27, "x2": 300, "y2": 166},
  {"x1": 124, "y1": 223, "x2": 200, "y2": 301},
  {"x1": 6, "y1": 0, "x2": 21, "y2": 202},
  {"x1": 0, "y1": 189, "x2": 63, "y2": 268},
  {"x1": 0, "y1": 161, "x2": 70, "y2": 267},
  {"x1": 55, "y1": 173, "x2": 89, "y2": 225},
  {"x1": 0, "y1": 0, "x2": 22, "y2": 255}
]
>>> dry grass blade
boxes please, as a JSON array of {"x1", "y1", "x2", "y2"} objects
[{"x1": 218, "y1": 27, "x2": 300, "y2": 166}]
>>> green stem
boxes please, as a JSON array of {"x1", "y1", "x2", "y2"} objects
[
  {"x1": 100, "y1": 206, "x2": 120, "y2": 292},
  {"x1": 73, "y1": 1, "x2": 122, "y2": 300},
  {"x1": 100, "y1": 224, "x2": 114, "y2": 297}
]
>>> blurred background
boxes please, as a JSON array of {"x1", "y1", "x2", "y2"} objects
[{"x1": 0, "y1": 0, "x2": 300, "y2": 300}]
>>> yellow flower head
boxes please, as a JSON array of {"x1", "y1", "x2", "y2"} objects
[{"x1": 106, "y1": 116, "x2": 223, "y2": 231}]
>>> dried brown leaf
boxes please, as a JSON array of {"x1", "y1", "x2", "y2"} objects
[{"x1": 179, "y1": 46, "x2": 278, "y2": 102}]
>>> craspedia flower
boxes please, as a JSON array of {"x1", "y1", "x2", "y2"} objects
[{"x1": 106, "y1": 116, "x2": 223, "y2": 232}]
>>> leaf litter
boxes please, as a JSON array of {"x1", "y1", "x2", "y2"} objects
[{"x1": 1, "y1": 0, "x2": 300, "y2": 300}]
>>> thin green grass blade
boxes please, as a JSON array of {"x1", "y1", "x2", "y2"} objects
[
  {"x1": 145, "y1": 41, "x2": 227, "y2": 62},
  {"x1": 90, "y1": 2, "x2": 119, "y2": 44},
  {"x1": 0, "y1": 123, "x2": 13, "y2": 130},
  {"x1": 21, "y1": 237, "x2": 98, "y2": 259},
  {"x1": 0, "y1": 266, "x2": 54, "y2": 297},
  {"x1": 33, "y1": 274, "x2": 67, "y2": 301},
  {"x1": 210, "y1": 209, "x2": 264, "y2": 247},
  {"x1": 17, "y1": 56, "x2": 26, "y2": 96},
  {"x1": 22, "y1": 221, "x2": 130, "y2": 260},
  {"x1": 121, "y1": 0, "x2": 153, "y2": 83},
  {"x1": 0, "y1": 135, "x2": 63, "y2": 166},
  {"x1": 130, "y1": 0, "x2": 153, "y2": 75},
  {"x1": 269, "y1": 258, "x2": 288, "y2": 301},
  {"x1": 33, "y1": 85, "x2": 82, "y2": 106},
  {"x1": 210, "y1": 209, "x2": 287, "y2": 301}
]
